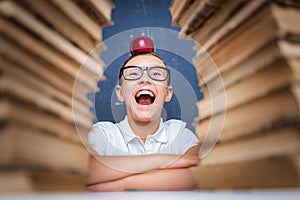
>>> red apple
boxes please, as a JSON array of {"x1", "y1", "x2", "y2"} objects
[{"x1": 130, "y1": 36, "x2": 154, "y2": 54}]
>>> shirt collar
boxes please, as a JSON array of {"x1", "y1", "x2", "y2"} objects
[{"x1": 118, "y1": 116, "x2": 168, "y2": 144}]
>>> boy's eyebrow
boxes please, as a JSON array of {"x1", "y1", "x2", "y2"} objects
[{"x1": 122, "y1": 65, "x2": 167, "y2": 68}]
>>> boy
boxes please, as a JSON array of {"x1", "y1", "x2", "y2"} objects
[{"x1": 87, "y1": 37, "x2": 200, "y2": 191}]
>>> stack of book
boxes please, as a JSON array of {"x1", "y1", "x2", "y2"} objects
[
  {"x1": 0, "y1": 0, "x2": 114, "y2": 193},
  {"x1": 170, "y1": 0, "x2": 300, "y2": 189}
]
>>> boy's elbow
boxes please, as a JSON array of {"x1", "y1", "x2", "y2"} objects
[{"x1": 86, "y1": 156, "x2": 101, "y2": 186}]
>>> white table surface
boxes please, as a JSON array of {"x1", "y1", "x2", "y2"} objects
[{"x1": 1, "y1": 190, "x2": 300, "y2": 200}]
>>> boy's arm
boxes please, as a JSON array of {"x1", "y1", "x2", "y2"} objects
[
  {"x1": 88, "y1": 167, "x2": 197, "y2": 191},
  {"x1": 87, "y1": 156, "x2": 131, "y2": 184},
  {"x1": 87, "y1": 146, "x2": 200, "y2": 191},
  {"x1": 86, "y1": 151, "x2": 199, "y2": 185}
]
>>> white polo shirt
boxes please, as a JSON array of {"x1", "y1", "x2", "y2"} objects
[{"x1": 89, "y1": 116, "x2": 198, "y2": 156}]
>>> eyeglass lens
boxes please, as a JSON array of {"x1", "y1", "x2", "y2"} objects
[{"x1": 123, "y1": 66, "x2": 168, "y2": 81}]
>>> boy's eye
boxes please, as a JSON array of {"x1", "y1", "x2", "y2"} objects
[
  {"x1": 151, "y1": 72, "x2": 162, "y2": 77},
  {"x1": 129, "y1": 72, "x2": 139, "y2": 76},
  {"x1": 126, "y1": 69, "x2": 141, "y2": 78}
]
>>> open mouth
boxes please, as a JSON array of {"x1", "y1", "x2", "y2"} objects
[{"x1": 135, "y1": 90, "x2": 155, "y2": 105}]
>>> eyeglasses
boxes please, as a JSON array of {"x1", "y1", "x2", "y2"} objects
[{"x1": 120, "y1": 66, "x2": 170, "y2": 82}]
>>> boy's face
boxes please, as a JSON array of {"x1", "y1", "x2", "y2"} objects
[{"x1": 116, "y1": 54, "x2": 173, "y2": 123}]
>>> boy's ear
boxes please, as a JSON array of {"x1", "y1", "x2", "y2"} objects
[
  {"x1": 165, "y1": 86, "x2": 173, "y2": 102},
  {"x1": 115, "y1": 85, "x2": 125, "y2": 102}
]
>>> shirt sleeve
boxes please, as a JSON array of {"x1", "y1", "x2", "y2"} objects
[
  {"x1": 88, "y1": 123, "x2": 108, "y2": 155},
  {"x1": 179, "y1": 128, "x2": 199, "y2": 154}
]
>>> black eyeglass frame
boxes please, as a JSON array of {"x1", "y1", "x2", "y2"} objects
[{"x1": 119, "y1": 66, "x2": 170, "y2": 82}]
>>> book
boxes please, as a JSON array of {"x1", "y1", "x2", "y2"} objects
[
  {"x1": 51, "y1": 0, "x2": 103, "y2": 42},
  {"x1": 204, "y1": 40, "x2": 300, "y2": 95},
  {"x1": 170, "y1": 0, "x2": 300, "y2": 189},
  {"x1": 189, "y1": 0, "x2": 261, "y2": 45},
  {"x1": 177, "y1": 0, "x2": 224, "y2": 37},
  {"x1": 24, "y1": 0, "x2": 97, "y2": 54},
  {"x1": 169, "y1": 0, "x2": 190, "y2": 27},
  {"x1": 0, "y1": 170, "x2": 86, "y2": 193},
  {"x1": 86, "y1": 0, "x2": 115, "y2": 27},
  {"x1": 0, "y1": 71, "x2": 92, "y2": 129},
  {"x1": 0, "y1": 17, "x2": 96, "y2": 90},
  {"x1": 196, "y1": 85, "x2": 300, "y2": 143},
  {"x1": 0, "y1": 98, "x2": 85, "y2": 144},
  {"x1": 201, "y1": 125, "x2": 300, "y2": 166},
  {"x1": 0, "y1": 36, "x2": 93, "y2": 107},
  {"x1": 192, "y1": 155, "x2": 299, "y2": 189},
  {"x1": 198, "y1": 42, "x2": 300, "y2": 119},
  {"x1": 0, "y1": 123, "x2": 89, "y2": 175},
  {"x1": 193, "y1": 3, "x2": 300, "y2": 85},
  {"x1": 1, "y1": 59, "x2": 92, "y2": 120},
  {"x1": 0, "y1": 0, "x2": 114, "y2": 193},
  {"x1": 0, "y1": 1, "x2": 103, "y2": 78}
]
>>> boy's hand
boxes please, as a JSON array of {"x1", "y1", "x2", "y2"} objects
[
  {"x1": 161, "y1": 154, "x2": 200, "y2": 169},
  {"x1": 87, "y1": 179, "x2": 126, "y2": 192}
]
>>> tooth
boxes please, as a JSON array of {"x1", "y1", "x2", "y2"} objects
[{"x1": 136, "y1": 90, "x2": 154, "y2": 97}]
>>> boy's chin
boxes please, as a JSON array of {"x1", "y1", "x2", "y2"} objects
[
  {"x1": 133, "y1": 108, "x2": 161, "y2": 122},
  {"x1": 130, "y1": 103, "x2": 163, "y2": 122},
  {"x1": 133, "y1": 111, "x2": 154, "y2": 122}
]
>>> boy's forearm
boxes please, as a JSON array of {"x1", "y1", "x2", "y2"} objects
[
  {"x1": 86, "y1": 156, "x2": 132, "y2": 185},
  {"x1": 94, "y1": 154, "x2": 192, "y2": 171},
  {"x1": 88, "y1": 167, "x2": 197, "y2": 191},
  {"x1": 123, "y1": 168, "x2": 197, "y2": 191},
  {"x1": 87, "y1": 154, "x2": 199, "y2": 185}
]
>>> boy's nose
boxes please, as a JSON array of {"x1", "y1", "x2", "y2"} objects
[{"x1": 139, "y1": 70, "x2": 152, "y2": 84}]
